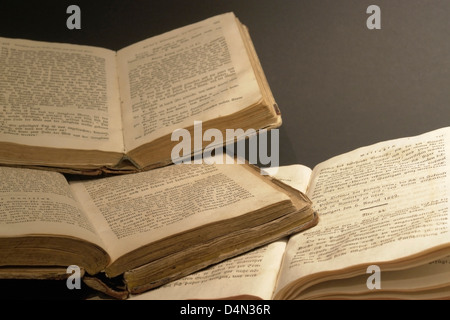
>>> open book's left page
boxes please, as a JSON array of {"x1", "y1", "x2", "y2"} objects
[
  {"x1": 0, "y1": 37, "x2": 124, "y2": 169},
  {"x1": 0, "y1": 166, "x2": 103, "y2": 243},
  {"x1": 0, "y1": 166, "x2": 108, "y2": 274}
]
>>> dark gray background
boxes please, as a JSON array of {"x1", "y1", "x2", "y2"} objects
[
  {"x1": 0, "y1": 0, "x2": 449, "y2": 299},
  {"x1": 1, "y1": 0, "x2": 449, "y2": 169}
]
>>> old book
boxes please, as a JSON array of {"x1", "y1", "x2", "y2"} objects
[
  {"x1": 0, "y1": 12, "x2": 280, "y2": 175},
  {"x1": 133, "y1": 127, "x2": 450, "y2": 300},
  {"x1": 0, "y1": 156, "x2": 317, "y2": 298}
]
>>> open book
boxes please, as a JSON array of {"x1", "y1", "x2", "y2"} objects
[
  {"x1": 0, "y1": 156, "x2": 317, "y2": 299},
  {"x1": 0, "y1": 12, "x2": 280, "y2": 175},
  {"x1": 132, "y1": 127, "x2": 450, "y2": 300}
]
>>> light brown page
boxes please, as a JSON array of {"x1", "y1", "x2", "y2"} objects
[
  {"x1": 130, "y1": 240, "x2": 287, "y2": 300},
  {"x1": 0, "y1": 166, "x2": 103, "y2": 248},
  {"x1": 116, "y1": 12, "x2": 262, "y2": 152},
  {"x1": 0, "y1": 37, "x2": 124, "y2": 153},
  {"x1": 70, "y1": 159, "x2": 289, "y2": 263}
]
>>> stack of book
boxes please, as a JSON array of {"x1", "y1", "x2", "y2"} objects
[
  {"x1": 1, "y1": 12, "x2": 449, "y2": 300},
  {"x1": 0, "y1": 12, "x2": 317, "y2": 299}
]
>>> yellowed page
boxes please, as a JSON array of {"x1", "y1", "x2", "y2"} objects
[
  {"x1": 0, "y1": 37, "x2": 123, "y2": 153},
  {"x1": 0, "y1": 166, "x2": 103, "y2": 248},
  {"x1": 275, "y1": 127, "x2": 450, "y2": 297},
  {"x1": 116, "y1": 12, "x2": 262, "y2": 152},
  {"x1": 130, "y1": 240, "x2": 287, "y2": 300},
  {"x1": 69, "y1": 160, "x2": 289, "y2": 263}
]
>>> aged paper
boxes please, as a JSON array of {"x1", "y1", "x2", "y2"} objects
[
  {"x1": 0, "y1": 37, "x2": 124, "y2": 152},
  {"x1": 0, "y1": 166, "x2": 103, "y2": 247},
  {"x1": 117, "y1": 12, "x2": 262, "y2": 151},
  {"x1": 70, "y1": 162, "x2": 289, "y2": 263}
]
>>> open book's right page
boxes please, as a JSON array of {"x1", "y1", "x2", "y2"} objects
[
  {"x1": 275, "y1": 127, "x2": 450, "y2": 299},
  {"x1": 116, "y1": 12, "x2": 263, "y2": 153}
]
